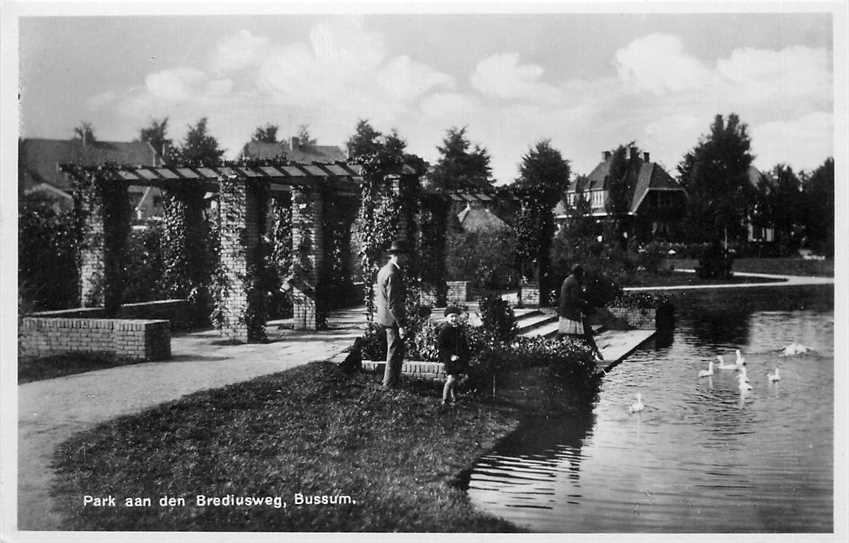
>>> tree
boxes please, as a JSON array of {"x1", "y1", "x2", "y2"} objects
[
  {"x1": 801, "y1": 157, "x2": 834, "y2": 256},
  {"x1": 604, "y1": 143, "x2": 643, "y2": 246},
  {"x1": 138, "y1": 117, "x2": 173, "y2": 160},
  {"x1": 678, "y1": 113, "x2": 756, "y2": 243},
  {"x1": 73, "y1": 121, "x2": 96, "y2": 143},
  {"x1": 174, "y1": 117, "x2": 225, "y2": 165},
  {"x1": 295, "y1": 124, "x2": 316, "y2": 146},
  {"x1": 346, "y1": 119, "x2": 384, "y2": 159},
  {"x1": 429, "y1": 126, "x2": 493, "y2": 191},
  {"x1": 252, "y1": 123, "x2": 279, "y2": 143},
  {"x1": 513, "y1": 140, "x2": 571, "y2": 305},
  {"x1": 765, "y1": 164, "x2": 802, "y2": 247}
]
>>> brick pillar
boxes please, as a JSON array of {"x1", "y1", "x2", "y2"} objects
[
  {"x1": 217, "y1": 176, "x2": 261, "y2": 342},
  {"x1": 79, "y1": 199, "x2": 105, "y2": 308},
  {"x1": 291, "y1": 187, "x2": 324, "y2": 330}
]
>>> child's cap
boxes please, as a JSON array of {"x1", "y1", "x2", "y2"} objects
[{"x1": 444, "y1": 306, "x2": 462, "y2": 317}]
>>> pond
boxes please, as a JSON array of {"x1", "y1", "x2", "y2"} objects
[{"x1": 467, "y1": 285, "x2": 834, "y2": 532}]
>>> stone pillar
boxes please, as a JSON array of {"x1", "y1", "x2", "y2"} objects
[
  {"x1": 291, "y1": 187, "x2": 324, "y2": 330},
  {"x1": 79, "y1": 198, "x2": 105, "y2": 308},
  {"x1": 217, "y1": 176, "x2": 261, "y2": 342}
]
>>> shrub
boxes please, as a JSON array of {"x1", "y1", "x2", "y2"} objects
[
  {"x1": 446, "y1": 229, "x2": 519, "y2": 290},
  {"x1": 696, "y1": 242, "x2": 734, "y2": 278},
  {"x1": 122, "y1": 222, "x2": 167, "y2": 303},
  {"x1": 18, "y1": 194, "x2": 80, "y2": 311},
  {"x1": 478, "y1": 295, "x2": 516, "y2": 342},
  {"x1": 611, "y1": 292, "x2": 671, "y2": 310}
]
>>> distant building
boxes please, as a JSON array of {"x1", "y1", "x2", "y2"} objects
[
  {"x1": 746, "y1": 165, "x2": 775, "y2": 243},
  {"x1": 555, "y1": 147, "x2": 688, "y2": 239},
  {"x1": 19, "y1": 137, "x2": 164, "y2": 218},
  {"x1": 240, "y1": 137, "x2": 346, "y2": 163}
]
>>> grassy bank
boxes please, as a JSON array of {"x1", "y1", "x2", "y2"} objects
[
  {"x1": 51, "y1": 361, "x2": 533, "y2": 531},
  {"x1": 668, "y1": 257, "x2": 833, "y2": 277},
  {"x1": 19, "y1": 352, "x2": 136, "y2": 384}
]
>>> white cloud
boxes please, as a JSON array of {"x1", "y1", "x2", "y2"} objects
[
  {"x1": 615, "y1": 33, "x2": 711, "y2": 95},
  {"x1": 470, "y1": 53, "x2": 562, "y2": 103},
  {"x1": 86, "y1": 90, "x2": 117, "y2": 110},
  {"x1": 377, "y1": 56, "x2": 455, "y2": 103},
  {"x1": 210, "y1": 29, "x2": 271, "y2": 73},
  {"x1": 145, "y1": 68, "x2": 207, "y2": 101},
  {"x1": 751, "y1": 112, "x2": 833, "y2": 172},
  {"x1": 419, "y1": 92, "x2": 481, "y2": 119}
]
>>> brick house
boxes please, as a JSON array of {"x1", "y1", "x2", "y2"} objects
[
  {"x1": 19, "y1": 137, "x2": 164, "y2": 218},
  {"x1": 554, "y1": 147, "x2": 688, "y2": 239}
]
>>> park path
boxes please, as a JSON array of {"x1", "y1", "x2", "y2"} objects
[
  {"x1": 624, "y1": 270, "x2": 834, "y2": 291},
  {"x1": 17, "y1": 315, "x2": 364, "y2": 531}
]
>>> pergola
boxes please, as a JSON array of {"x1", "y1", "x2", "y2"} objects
[{"x1": 62, "y1": 160, "x2": 363, "y2": 341}]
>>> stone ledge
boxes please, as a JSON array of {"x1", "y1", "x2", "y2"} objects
[{"x1": 360, "y1": 360, "x2": 446, "y2": 380}]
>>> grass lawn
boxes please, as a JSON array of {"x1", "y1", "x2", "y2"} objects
[
  {"x1": 668, "y1": 257, "x2": 833, "y2": 277},
  {"x1": 19, "y1": 353, "x2": 136, "y2": 384},
  {"x1": 622, "y1": 269, "x2": 782, "y2": 288},
  {"x1": 51, "y1": 361, "x2": 532, "y2": 531}
]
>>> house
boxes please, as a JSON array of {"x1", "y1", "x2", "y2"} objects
[
  {"x1": 240, "y1": 137, "x2": 346, "y2": 163},
  {"x1": 555, "y1": 147, "x2": 688, "y2": 239},
  {"x1": 746, "y1": 165, "x2": 775, "y2": 243},
  {"x1": 19, "y1": 137, "x2": 164, "y2": 218}
]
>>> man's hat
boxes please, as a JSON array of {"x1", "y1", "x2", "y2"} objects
[{"x1": 387, "y1": 240, "x2": 408, "y2": 254}]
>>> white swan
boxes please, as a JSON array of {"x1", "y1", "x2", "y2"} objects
[
  {"x1": 629, "y1": 393, "x2": 645, "y2": 413},
  {"x1": 737, "y1": 373, "x2": 753, "y2": 392},
  {"x1": 716, "y1": 354, "x2": 738, "y2": 370},
  {"x1": 768, "y1": 368, "x2": 781, "y2": 382},
  {"x1": 698, "y1": 360, "x2": 714, "y2": 378},
  {"x1": 735, "y1": 349, "x2": 746, "y2": 368},
  {"x1": 739, "y1": 365, "x2": 750, "y2": 383},
  {"x1": 780, "y1": 342, "x2": 812, "y2": 356}
]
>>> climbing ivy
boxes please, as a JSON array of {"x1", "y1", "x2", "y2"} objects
[{"x1": 67, "y1": 163, "x2": 131, "y2": 316}]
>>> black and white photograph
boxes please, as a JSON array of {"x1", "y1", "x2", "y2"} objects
[{"x1": 1, "y1": 0, "x2": 846, "y2": 539}]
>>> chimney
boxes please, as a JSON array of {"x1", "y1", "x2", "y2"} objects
[
  {"x1": 643, "y1": 152, "x2": 650, "y2": 163},
  {"x1": 629, "y1": 146, "x2": 638, "y2": 161},
  {"x1": 603, "y1": 150, "x2": 612, "y2": 161},
  {"x1": 291, "y1": 136, "x2": 299, "y2": 151}
]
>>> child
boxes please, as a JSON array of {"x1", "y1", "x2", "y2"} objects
[{"x1": 438, "y1": 306, "x2": 469, "y2": 406}]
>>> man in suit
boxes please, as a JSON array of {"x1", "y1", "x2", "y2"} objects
[{"x1": 375, "y1": 240, "x2": 408, "y2": 388}]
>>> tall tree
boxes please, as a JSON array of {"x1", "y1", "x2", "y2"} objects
[
  {"x1": 429, "y1": 126, "x2": 493, "y2": 191},
  {"x1": 346, "y1": 119, "x2": 383, "y2": 159},
  {"x1": 678, "y1": 113, "x2": 756, "y2": 243},
  {"x1": 73, "y1": 121, "x2": 96, "y2": 143},
  {"x1": 765, "y1": 164, "x2": 802, "y2": 247},
  {"x1": 295, "y1": 124, "x2": 317, "y2": 146},
  {"x1": 513, "y1": 140, "x2": 571, "y2": 305},
  {"x1": 175, "y1": 117, "x2": 225, "y2": 165},
  {"x1": 138, "y1": 117, "x2": 173, "y2": 160},
  {"x1": 252, "y1": 123, "x2": 279, "y2": 143},
  {"x1": 801, "y1": 157, "x2": 834, "y2": 256}
]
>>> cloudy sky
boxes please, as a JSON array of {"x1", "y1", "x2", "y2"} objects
[{"x1": 19, "y1": 10, "x2": 834, "y2": 182}]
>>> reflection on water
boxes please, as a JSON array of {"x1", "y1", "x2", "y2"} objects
[{"x1": 467, "y1": 286, "x2": 833, "y2": 532}]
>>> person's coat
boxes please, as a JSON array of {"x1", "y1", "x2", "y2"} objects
[
  {"x1": 558, "y1": 274, "x2": 588, "y2": 321},
  {"x1": 375, "y1": 262, "x2": 406, "y2": 327}
]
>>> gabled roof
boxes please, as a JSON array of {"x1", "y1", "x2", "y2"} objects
[
  {"x1": 241, "y1": 141, "x2": 346, "y2": 163},
  {"x1": 19, "y1": 138, "x2": 160, "y2": 193},
  {"x1": 457, "y1": 205, "x2": 509, "y2": 233},
  {"x1": 628, "y1": 162, "x2": 686, "y2": 213}
]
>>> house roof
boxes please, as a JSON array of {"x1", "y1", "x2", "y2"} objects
[
  {"x1": 457, "y1": 205, "x2": 509, "y2": 233},
  {"x1": 241, "y1": 141, "x2": 346, "y2": 163},
  {"x1": 561, "y1": 150, "x2": 686, "y2": 216},
  {"x1": 19, "y1": 138, "x2": 160, "y2": 194}
]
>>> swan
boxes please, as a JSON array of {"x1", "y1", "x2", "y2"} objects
[
  {"x1": 780, "y1": 342, "x2": 811, "y2": 356},
  {"x1": 737, "y1": 373, "x2": 753, "y2": 392},
  {"x1": 629, "y1": 393, "x2": 645, "y2": 413},
  {"x1": 735, "y1": 349, "x2": 746, "y2": 368},
  {"x1": 698, "y1": 360, "x2": 714, "y2": 378},
  {"x1": 739, "y1": 365, "x2": 750, "y2": 383},
  {"x1": 716, "y1": 355, "x2": 738, "y2": 370},
  {"x1": 768, "y1": 368, "x2": 781, "y2": 382}
]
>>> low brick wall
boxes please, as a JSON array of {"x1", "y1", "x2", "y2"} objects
[
  {"x1": 361, "y1": 360, "x2": 445, "y2": 380},
  {"x1": 607, "y1": 307, "x2": 657, "y2": 329},
  {"x1": 32, "y1": 299, "x2": 192, "y2": 330},
  {"x1": 20, "y1": 317, "x2": 171, "y2": 361}
]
